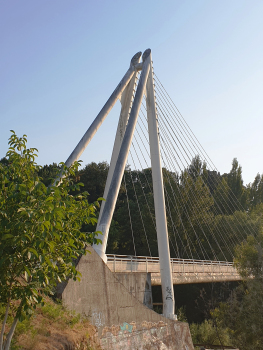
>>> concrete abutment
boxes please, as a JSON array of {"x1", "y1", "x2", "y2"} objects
[{"x1": 60, "y1": 248, "x2": 194, "y2": 350}]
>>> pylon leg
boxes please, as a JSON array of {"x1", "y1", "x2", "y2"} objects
[
  {"x1": 94, "y1": 49, "x2": 151, "y2": 263},
  {"x1": 55, "y1": 52, "x2": 142, "y2": 184},
  {"x1": 146, "y1": 53, "x2": 175, "y2": 319},
  {"x1": 95, "y1": 53, "x2": 141, "y2": 241}
]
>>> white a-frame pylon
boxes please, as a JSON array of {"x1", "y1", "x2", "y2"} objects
[{"x1": 63, "y1": 49, "x2": 175, "y2": 319}]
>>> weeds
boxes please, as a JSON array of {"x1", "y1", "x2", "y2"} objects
[{"x1": 0, "y1": 298, "x2": 100, "y2": 350}]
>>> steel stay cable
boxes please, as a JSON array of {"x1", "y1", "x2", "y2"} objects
[
  {"x1": 154, "y1": 74, "x2": 217, "y2": 169},
  {"x1": 159, "y1": 134, "x2": 224, "y2": 260},
  {"x1": 161, "y1": 136, "x2": 232, "y2": 260},
  {"x1": 158, "y1": 115, "x2": 241, "y2": 251},
  {"x1": 158, "y1": 131, "x2": 211, "y2": 259},
  {"x1": 158, "y1": 116, "x2": 234, "y2": 259},
  {"x1": 123, "y1": 173, "x2": 136, "y2": 256},
  {"x1": 164, "y1": 181, "x2": 199, "y2": 260},
  {"x1": 154, "y1": 76, "x2": 258, "y2": 238},
  {"x1": 155, "y1": 92, "x2": 255, "y2": 245},
  {"x1": 143, "y1": 81, "x2": 236, "y2": 258},
  {"x1": 162, "y1": 165, "x2": 201, "y2": 260},
  {"x1": 129, "y1": 146, "x2": 157, "y2": 232},
  {"x1": 124, "y1": 71, "x2": 245, "y2": 262},
  {"x1": 132, "y1": 106, "x2": 193, "y2": 259},
  {"x1": 165, "y1": 191, "x2": 181, "y2": 258},
  {"x1": 133, "y1": 120, "x2": 151, "y2": 161},
  {"x1": 139, "y1": 101, "x2": 222, "y2": 259},
  {"x1": 156, "y1": 104, "x2": 247, "y2": 248},
  {"x1": 158, "y1": 119, "x2": 235, "y2": 259},
  {"x1": 126, "y1": 153, "x2": 152, "y2": 257},
  {"x1": 154, "y1": 72, "x2": 257, "y2": 235},
  {"x1": 137, "y1": 105, "x2": 201, "y2": 258},
  {"x1": 155, "y1": 85, "x2": 252, "y2": 239},
  {"x1": 126, "y1": 69, "x2": 226, "y2": 260}
]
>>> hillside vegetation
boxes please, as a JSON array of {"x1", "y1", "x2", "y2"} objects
[{"x1": 0, "y1": 297, "x2": 101, "y2": 350}]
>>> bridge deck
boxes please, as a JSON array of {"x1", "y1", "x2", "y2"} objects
[{"x1": 106, "y1": 254, "x2": 241, "y2": 285}]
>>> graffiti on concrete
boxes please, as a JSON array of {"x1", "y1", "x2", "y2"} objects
[
  {"x1": 100, "y1": 326, "x2": 169, "y2": 349},
  {"x1": 120, "y1": 322, "x2": 133, "y2": 333},
  {"x1": 141, "y1": 320, "x2": 167, "y2": 329},
  {"x1": 165, "y1": 286, "x2": 173, "y2": 300},
  {"x1": 92, "y1": 311, "x2": 105, "y2": 328},
  {"x1": 100, "y1": 320, "x2": 194, "y2": 349}
]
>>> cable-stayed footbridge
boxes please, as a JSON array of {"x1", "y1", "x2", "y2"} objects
[{"x1": 59, "y1": 49, "x2": 257, "y2": 320}]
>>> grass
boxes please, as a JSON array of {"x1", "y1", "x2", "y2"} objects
[{"x1": 0, "y1": 297, "x2": 101, "y2": 350}]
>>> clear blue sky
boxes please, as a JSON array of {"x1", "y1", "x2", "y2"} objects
[{"x1": 1, "y1": 0, "x2": 262, "y2": 185}]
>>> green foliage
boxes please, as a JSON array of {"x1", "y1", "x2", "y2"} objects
[
  {"x1": 176, "y1": 306, "x2": 187, "y2": 323},
  {"x1": 248, "y1": 173, "x2": 263, "y2": 207},
  {"x1": 215, "y1": 280, "x2": 263, "y2": 350},
  {"x1": 77, "y1": 162, "x2": 109, "y2": 203},
  {"x1": 0, "y1": 131, "x2": 101, "y2": 350},
  {"x1": 14, "y1": 319, "x2": 32, "y2": 336},
  {"x1": 40, "y1": 301, "x2": 81, "y2": 326},
  {"x1": 0, "y1": 298, "x2": 97, "y2": 350},
  {"x1": 212, "y1": 232, "x2": 263, "y2": 350},
  {"x1": 41, "y1": 303, "x2": 64, "y2": 320},
  {"x1": 234, "y1": 232, "x2": 263, "y2": 279},
  {"x1": 73, "y1": 156, "x2": 263, "y2": 261},
  {"x1": 190, "y1": 319, "x2": 232, "y2": 348},
  {"x1": 37, "y1": 163, "x2": 61, "y2": 186},
  {"x1": 227, "y1": 158, "x2": 247, "y2": 211}
]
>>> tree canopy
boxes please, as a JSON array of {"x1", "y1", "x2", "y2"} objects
[
  {"x1": 62, "y1": 156, "x2": 263, "y2": 261},
  {"x1": 0, "y1": 132, "x2": 101, "y2": 350}
]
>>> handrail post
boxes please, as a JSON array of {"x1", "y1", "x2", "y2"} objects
[
  {"x1": 114, "y1": 255, "x2": 116, "y2": 273},
  {"x1": 146, "y1": 256, "x2": 148, "y2": 273}
]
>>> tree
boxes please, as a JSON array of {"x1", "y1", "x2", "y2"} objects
[
  {"x1": 234, "y1": 232, "x2": 263, "y2": 280},
  {"x1": 190, "y1": 319, "x2": 232, "y2": 348},
  {"x1": 0, "y1": 131, "x2": 101, "y2": 350},
  {"x1": 248, "y1": 173, "x2": 263, "y2": 209},
  {"x1": 77, "y1": 162, "x2": 109, "y2": 203},
  {"x1": 214, "y1": 232, "x2": 263, "y2": 350},
  {"x1": 227, "y1": 158, "x2": 247, "y2": 211},
  {"x1": 37, "y1": 163, "x2": 61, "y2": 186}
]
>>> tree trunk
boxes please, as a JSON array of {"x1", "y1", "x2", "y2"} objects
[
  {"x1": 3, "y1": 318, "x2": 18, "y2": 350},
  {"x1": 0, "y1": 301, "x2": 10, "y2": 350}
]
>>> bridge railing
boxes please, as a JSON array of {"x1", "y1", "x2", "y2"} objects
[{"x1": 106, "y1": 254, "x2": 236, "y2": 275}]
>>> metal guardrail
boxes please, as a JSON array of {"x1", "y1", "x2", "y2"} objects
[
  {"x1": 106, "y1": 254, "x2": 241, "y2": 284},
  {"x1": 106, "y1": 254, "x2": 235, "y2": 273}
]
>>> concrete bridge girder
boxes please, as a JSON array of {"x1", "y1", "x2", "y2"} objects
[{"x1": 106, "y1": 255, "x2": 241, "y2": 285}]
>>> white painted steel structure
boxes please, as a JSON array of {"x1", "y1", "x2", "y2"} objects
[
  {"x1": 96, "y1": 53, "x2": 141, "y2": 236},
  {"x1": 94, "y1": 49, "x2": 151, "y2": 263},
  {"x1": 61, "y1": 49, "x2": 176, "y2": 319},
  {"x1": 106, "y1": 255, "x2": 241, "y2": 285},
  {"x1": 55, "y1": 51, "x2": 142, "y2": 184},
  {"x1": 146, "y1": 54, "x2": 175, "y2": 319}
]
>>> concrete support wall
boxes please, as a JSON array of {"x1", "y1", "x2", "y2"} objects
[
  {"x1": 61, "y1": 248, "x2": 194, "y2": 350},
  {"x1": 114, "y1": 272, "x2": 153, "y2": 309}
]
